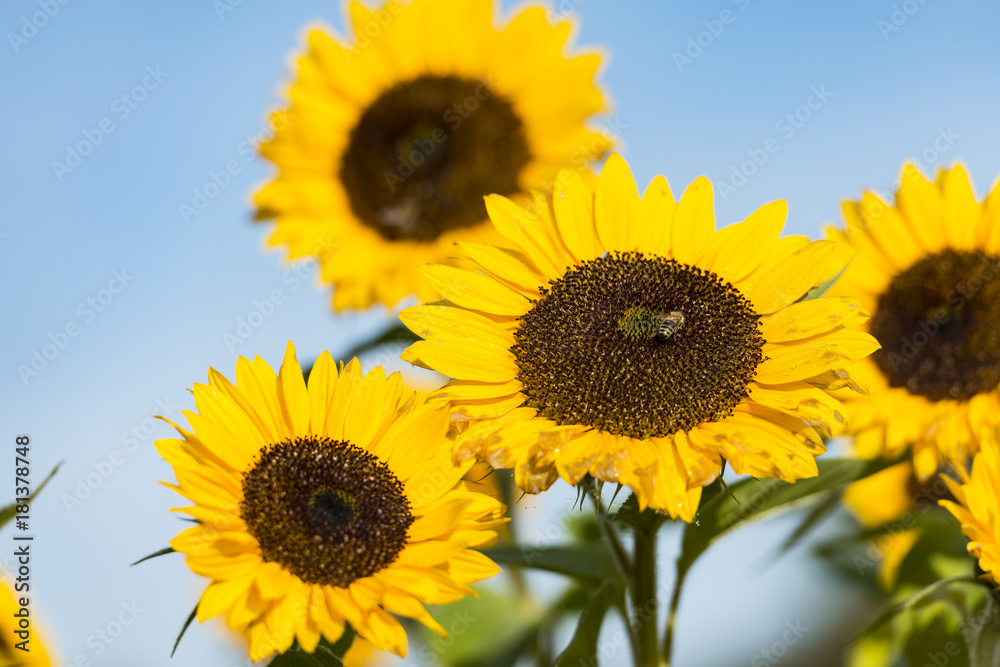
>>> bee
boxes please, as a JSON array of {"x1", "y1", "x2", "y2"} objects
[{"x1": 655, "y1": 311, "x2": 685, "y2": 342}]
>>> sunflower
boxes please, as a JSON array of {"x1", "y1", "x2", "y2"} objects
[
  {"x1": 254, "y1": 0, "x2": 612, "y2": 310},
  {"x1": 399, "y1": 154, "x2": 879, "y2": 520},
  {"x1": 0, "y1": 579, "x2": 52, "y2": 666},
  {"x1": 156, "y1": 342, "x2": 506, "y2": 660},
  {"x1": 941, "y1": 441, "x2": 1000, "y2": 583},
  {"x1": 826, "y1": 163, "x2": 1000, "y2": 480}
]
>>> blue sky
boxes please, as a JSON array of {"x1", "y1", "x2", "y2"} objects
[{"x1": 2, "y1": 1, "x2": 998, "y2": 665}]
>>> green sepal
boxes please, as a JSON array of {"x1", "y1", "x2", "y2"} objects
[
  {"x1": 131, "y1": 546, "x2": 175, "y2": 566},
  {"x1": 171, "y1": 606, "x2": 198, "y2": 657},
  {"x1": 798, "y1": 260, "x2": 851, "y2": 302}
]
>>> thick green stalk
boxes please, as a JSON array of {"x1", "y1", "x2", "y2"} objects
[{"x1": 633, "y1": 525, "x2": 662, "y2": 667}]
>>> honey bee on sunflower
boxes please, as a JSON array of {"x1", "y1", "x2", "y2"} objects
[
  {"x1": 825, "y1": 163, "x2": 1000, "y2": 480},
  {"x1": 401, "y1": 154, "x2": 880, "y2": 521},
  {"x1": 254, "y1": 0, "x2": 612, "y2": 310}
]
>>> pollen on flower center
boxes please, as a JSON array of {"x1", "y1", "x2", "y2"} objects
[
  {"x1": 617, "y1": 305, "x2": 664, "y2": 340},
  {"x1": 512, "y1": 252, "x2": 766, "y2": 439},
  {"x1": 339, "y1": 74, "x2": 532, "y2": 243},
  {"x1": 240, "y1": 436, "x2": 413, "y2": 587},
  {"x1": 871, "y1": 248, "x2": 1000, "y2": 401}
]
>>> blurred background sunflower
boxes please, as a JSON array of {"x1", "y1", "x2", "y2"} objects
[
  {"x1": 254, "y1": 0, "x2": 611, "y2": 310},
  {"x1": 827, "y1": 164, "x2": 1000, "y2": 479}
]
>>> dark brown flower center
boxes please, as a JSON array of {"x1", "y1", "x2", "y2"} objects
[
  {"x1": 512, "y1": 252, "x2": 765, "y2": 438},
  {"x1": 870, "y1": 249, "x2": 1000, "y2": 401},
  {"x1": 240, "y1": 436, "x2": 412, "y2": 587},
  {"x1": 339, "y1": 74, "x2": 531, "y2": 243}
]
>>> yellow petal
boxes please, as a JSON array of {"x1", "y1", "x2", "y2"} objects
[
  {"x1": 747, "y1": 381, "x2": 848, "y2": 438},
  {"x1": 760, "y1": 296, "x2": 870, "y2": 342},
  {"x1": 422, "y1": 264, "x2": 531, "y2": 316},
  {"x1": 747, "y1": 240, "x2": 835, "y2": 314},
  {"x1": 757, "y1": 330, "x2": 880, "y2": 384},
  {"x1": 940, "y1": 164, "x2": 979, "y2": 249},
  {"x1": 457, "y1": 242, "x2": 543, "y2": 295},
  {"x1": 484, "y1": 195, "x2": 570, "y2": 279},
  {"x1": 595, "y1": 153, "x2": 640, "y2": 252},
  {"x1": 636, "y1": 175, "x2": 675, "y2": 255},
  {"x1": 307, "y1": 351, "x2": 338, "y2": 437},
  {"x1": 896, "y1": 163, "x2": 945, "y2": 252},
  {"x1": 402, "y1": 340, "x2": 517, "y2": 382},
  {"x1": 708, "y1": 200, "x2": 786, "y2": 283},
  {"x1": 380, "y1": 402, "x2": 451, "y2": 479},
  {"x1": 400, "y1": 304, "x2": 515, "y2": 348},
  {"x1": 278, "y1": 341, "x2": 310, "y2": 436},
  {"x1": 553, "y1": 169, "x2": 600, "y2": 261},
  {"x1": 670, "y1": 176, "x2": 714, "y2": 265}
]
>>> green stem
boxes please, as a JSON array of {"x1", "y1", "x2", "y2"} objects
[
  {"x1": 590, "y1": 490, "x2": 640, "y2": 666},
  {"x1": 633, "y1": 526, "x2": 661, "y2": 667},
  {"x1": 662, "y1": 563, "x2": 688, "y2": 666}
]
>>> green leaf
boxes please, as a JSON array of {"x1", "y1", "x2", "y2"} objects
[
  {"x1": 967, "y1": 600, "x2": 1000, "y2": 667},
  {"x1": 553, "y1": 580, "x2": 620, "y2": 666},
  {"x1": 131, "y1": 546, "x2": 175, "y2": 566},
  {"x1": 343, "y1": 324, "x2": 419, "y2": 362},
  {"x1": 679, "y1": 457, "x2": 898, "y2": 577},
  {"x1": 799, "y1": 260, "x2": 851, "y2": 302},
  {"x1": 775, "y1": 490, "x2": 842, "y2": 557},
  {"x1": 0, "y1": 462, "x2": 61, "y2": 531},
  {"x1": 171, "y1": 606, "x2": 198, "y2": 657},
  {"x1": 269, "y1": 645, "x2": 344, "y2": 667},
  {"x1": 424, "y1": 587, "x2": 540, "y2": 667},
  {"x1": 859, "y1": 575, "x2": 985, "y2": 638},
  {"x1": 319, "y1": 625, "x2": 355, "y2": 659},
  {"x1": 483, "y1": 543, "x2": 622, "y2": 585},
  {"x1": 900, "y1": 598, "x2": 970, "y2": 667}
]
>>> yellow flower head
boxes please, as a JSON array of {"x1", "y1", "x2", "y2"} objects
[
  {"x1": 401, "y1": 154, "x2": 879, "y2": 520},
  {"x1": 255, "y1": 0, "x2": 612, "y2": 310},
  {"x1": 0, "y1": 578, "x2": 52, "y2": 666},
  {"x1": 157, "y1": 343, "x2": 506, "y2": 661},
  {"x1": 941, "y1": 441, "x2": 1000, "y2": 582},
  {"x1": 826, "y1": 163, "x2": 1000, "y2": 479}
]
